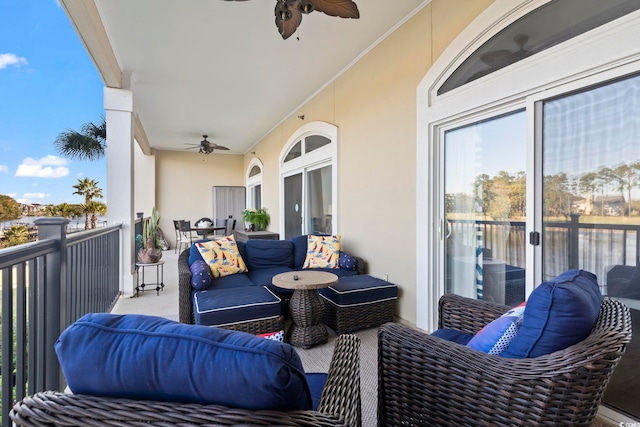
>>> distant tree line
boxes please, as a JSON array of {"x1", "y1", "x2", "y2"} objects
[{"x1": 446, "y1": 160, "x2": 640, "y2": 220}]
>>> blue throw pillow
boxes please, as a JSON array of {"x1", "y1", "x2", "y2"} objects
[
  {"x1": 190, "y1": 259, "x2": 212, "y2": 290},
  {"x1": 501, "y1": 269, "x2": 602, "y2": 358},
  {"x1": 55, "y1": 313, "x2": 312, "y2": 411},
  {"x1": 466, "y1": 303, "x2": 526, "y2": 355},
  {"x1": 339, "y1": 252, "x2": 358, "y2": 271}
]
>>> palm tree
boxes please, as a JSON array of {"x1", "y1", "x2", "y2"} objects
[
  {"x1": 53, "y1": 116, "x2": 106, "y2": 161},
  {"x1": 4, "y1": 224, "x2": 29, "y2": 247},
  {"x1": 73, "y1": 178, "x2": 104, "y2": 230},
  {"x1": 87, "y1": 201, "x2": 107, "y2": 229}
]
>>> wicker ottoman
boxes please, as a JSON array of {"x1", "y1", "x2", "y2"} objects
[
  {"x1": 193, "y1": 286, "x2": 284, "y2": 335},
  {"x1": 319, "y1": 274, "x2": 398, "y2": 334}
]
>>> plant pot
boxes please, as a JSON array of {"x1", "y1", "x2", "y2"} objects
[{"x1": 137, "y1": 237, "x2": 163, "y2": 263}]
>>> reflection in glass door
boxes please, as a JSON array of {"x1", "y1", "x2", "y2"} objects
[
  {"x1": 444, "y1": 111, "x2": 526, "y2": 306},
  {"x1": 307, "y1": 165, "x2": 332, "y2": 235},
  {"x1": 284, "y1": 173, "x2": 302, "y2": 240},
  {"x1": 541, "y1": 73, "x2": 640, "y2": 419}
]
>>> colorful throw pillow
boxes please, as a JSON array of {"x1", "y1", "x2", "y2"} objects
[
  {"x1": 303, "y1": 235, "x2": 341, "y2": 269},
  {"x1": 466, "y1": 302, "x2": 526, "y2": 355},
  {"x1": 501, "y1": 269, "x2": 602, "y2": 358},
  {"x1": 190, "y1": 259, "x2": 212, "y2": 290},
  {"x1": 257, "y1": 330, "x2": 285, "y2": 342},
  {"x1": 196, "y1": 236, "x2": 248, "y2": 278}
]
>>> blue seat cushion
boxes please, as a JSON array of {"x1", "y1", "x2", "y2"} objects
[
  {"x1": 501, "y1": 269, "x2": 602, "y2": 358},
  {"x1": 431, "y1": 328, "x2": 474, "y2": 345},
  {"x1": 194, "y1": 286, "x2": 281, "y2": 326},
  {"x1": 247, "y1": 266, "x2": 295, "y2": 287},
  {"x1": 319, "y1": 274, "x2": 398, "y2": 306},
  {"x1": 244, "y1": 240, "x2": 294, "y2": 270},
  {"x1": 55, "y1": 313, "x2": 312, "y2": 410},
  {"x1": 210, "y1": 272, "x2": 255, "y2": 289},
  {"x1": 305, "y1": 373, "x2": 328, "y2": 411}
]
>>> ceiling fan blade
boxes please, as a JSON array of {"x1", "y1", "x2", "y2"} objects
[
  {"x1": 184, "y1": 146, "x2": 200, "y2": 150},
  {"x1": 311, "y1": 0, "x2": 359, "y2": 19},
  {"x1": 275, "y1": 1, "x2": 302, "y2": 39},
  {"x1": 212, "y1": 145, "x2": 230, "y2": 151}
]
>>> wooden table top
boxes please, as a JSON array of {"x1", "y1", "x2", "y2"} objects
[{"x1": 272, "y1": 270, "x2": 338, "y2": 290}]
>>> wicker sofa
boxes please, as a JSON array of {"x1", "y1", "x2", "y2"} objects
[
  {"x1": 10, "y1": 334, "x2": 362, "y2": 427},
  {"x1": 178, "y1": 235, "x2": 365, "y2": 325},
  {"x1": 378, "y1": 294, "x2": 632, "y2": 427}
]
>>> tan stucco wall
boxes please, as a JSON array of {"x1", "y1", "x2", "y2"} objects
[
  {"x1": 237, "y1": 0, "x2": 493, "y2": 325},
  {"x1": 155, "y1": 150, "x2": 245, "y2": 248}
]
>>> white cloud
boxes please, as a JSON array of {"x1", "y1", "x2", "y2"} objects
[
  {"x1": 15, "y1": 155, "x2": 69, "y2": 178},
  {"x1": 22, "y1": 192, "x2": 46, "y2": 199},
  {"x1": 0, "y1": 165, "x2": 8, "y2": 173},
  {"x1": 0, "y1": 53, "x2": 28, "y2": 69}
]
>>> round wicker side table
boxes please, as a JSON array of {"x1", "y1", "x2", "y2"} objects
[{"x1": 272, "y1": 271, "x2": 338, "y2": 349}]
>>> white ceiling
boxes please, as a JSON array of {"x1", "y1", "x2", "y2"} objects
[{"x1": 88, "y1": 0, "x2": 426, "y2": 154}]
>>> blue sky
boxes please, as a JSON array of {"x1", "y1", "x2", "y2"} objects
[{"x1": 0, "y1": 1, "x2": 106, "y2": 206}]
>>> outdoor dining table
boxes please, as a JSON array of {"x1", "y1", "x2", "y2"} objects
[{"x1": 191, "y1": 226, "x2": 225, "y2": 240}]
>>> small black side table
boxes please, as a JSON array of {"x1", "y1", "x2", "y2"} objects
[{"x1": 135, "y1": 261, "x2": 165, "y2": 296}]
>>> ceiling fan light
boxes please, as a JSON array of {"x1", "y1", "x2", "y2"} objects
[
  {"x1": 275, "y1": 2, "x2": 292, "y2": 21},
  {"x1": 298, "y1": 1, "x2": 314, "y2": 14}
]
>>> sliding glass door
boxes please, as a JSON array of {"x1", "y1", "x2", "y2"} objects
[
  {"x1": 444, "y1": 111, "x2": 527, "y2": 306},
  {"x1": 541, "y1": 73, "x2": 640, "y2": 418}
]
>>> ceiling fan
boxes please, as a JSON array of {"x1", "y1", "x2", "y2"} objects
[
  {"x1": 184, "y1": 135, "x2": 230, "y2": 155},
  {"x1": 223, "y1": 0, "x2": 360, "y2": 40}
]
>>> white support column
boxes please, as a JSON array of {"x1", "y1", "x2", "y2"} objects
[{"x1": 104, "y1": 87, "x2": 135, "y2": 296}]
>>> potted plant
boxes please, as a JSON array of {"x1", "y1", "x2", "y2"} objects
[
  {"x1": 136, "y1": 207, "x2": 163, "y2": 263},
  {"x1": 242, "y1": 208, "x2": 270, "y2": 231}
]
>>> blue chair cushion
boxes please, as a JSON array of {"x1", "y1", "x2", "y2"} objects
[
  {"x1": 431, "y1": 328, "x2": 474, "y2": 345},
  {"x1": 244, "y1": 240, "x2": 294, "y2": 270},
  {"x1": 305, "y1": 373, "x2": 328, "y2": 411},
  {"x1": 501, "y1": 269, "x2": 602, "y2": 358},
  {"x1": 319, "y1": 274, "x2": 398, "y2": 306},
  {"x1": 190, "y1": 259, "x2": 212, "y2": 291},
  {"x1": 193, "y1": 286, "x2": 281, "y2": 326},
  {"x1": 55, "y1": 313, "x2": 312, "y2": 410}
]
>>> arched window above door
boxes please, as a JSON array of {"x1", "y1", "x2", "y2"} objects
[{"x1": 246, "y1": 158, "x2": 263, "y2": 210}]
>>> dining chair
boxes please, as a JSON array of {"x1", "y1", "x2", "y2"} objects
[
  {"x1": 214, "y1": 218, "x2": 236, "y2": 241},
  {"x1": 172, "y1": 220, "x2": 183, "y2": 253},
  {"x1": 177, "y1": 220, "x2": 196, "y2": 253}
]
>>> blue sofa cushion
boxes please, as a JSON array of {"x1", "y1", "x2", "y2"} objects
[
  {"x1": 189, "y1": 239, "x2": 209, "y2": 265},
  {"x1": 431, "y1": 328, "x2": 474, "y2": 345},
  {"x1": 248, "y1": 266, "x2": 295, "y2": 287},
  {"x1": 244, "y1": 240, "x2": 294, "y2": 270},
  {"x1": 190, "y1": 259, "x2": 212, "y2": 291},
  {"x1": 55, "y1": 313, "x2": 312, "y2": 410},
  {"x1": 210, "y1": 272, "x2": 256, "y2": 289},
  {"x1": 319, "y1": 274, "x2": 398, "y2": 306},
  {"x1": 305, "y1": 267, "x2": 359, "y2": 278},
  {"x1": 291, "y1": 235, "x2": 308, "y2": 269},
  {"x1": 194, "y1": 286, "x2": 281, "y2": 326},
  {"x1": 502, "y1": 269, "x2": 602, "y2": 358},
  {"x1": 305, "y1": 373, "x2": 328, "y2": 411}
]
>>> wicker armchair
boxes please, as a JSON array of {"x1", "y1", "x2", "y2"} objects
[
  {"x1": 378, "y1": 294, "x2": 632, "y2": 427},
  {"x1": 11, "y1": 334, "x2": 362, "y2": 427}
]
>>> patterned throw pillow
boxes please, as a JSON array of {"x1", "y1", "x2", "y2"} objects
[
  {"x1": 196, "y1": 235, "x2": 248, "y2": 278},
  {"x1": 303, "y1": 235, "x2": 341, "y2": 269},
  {"x1": 257, "y1": 330, "x2": 285, "y2": 342},
  {"x1": 466, "y1": 302, "x2": 526, "y2": 355}
]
